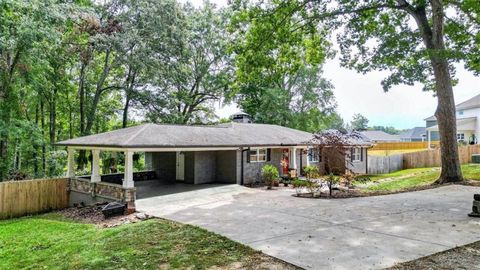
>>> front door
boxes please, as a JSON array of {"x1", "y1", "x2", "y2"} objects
[
  {"x1": 281, "y1": 149, "x2": 289, "y2": 175},
  {"x1": 176, "y1": 152, "x2": 185, "y2": 181}
]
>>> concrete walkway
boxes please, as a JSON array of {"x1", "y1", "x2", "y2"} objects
[{"x1": 137, "y1": 185, "x2": 480, "y2": 269}]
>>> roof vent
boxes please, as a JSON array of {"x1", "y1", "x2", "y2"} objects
[{"x1": 231, "y1": 112, "x2": 253, "y2": 123}]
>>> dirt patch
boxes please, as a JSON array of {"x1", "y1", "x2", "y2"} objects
[
  {"x1": 388, "y1": 240, "x2": 480, "y2": 270},
  {"x1": 57, "y1": 204, "x2": 149, "y2": 228},
  {"x1": 210, "y1": 252, "x2": 301, "y2": 270}
]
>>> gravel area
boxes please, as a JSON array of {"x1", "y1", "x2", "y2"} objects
[{"x1": 389, "y1": 240, "x2": 480, "y2": 270}]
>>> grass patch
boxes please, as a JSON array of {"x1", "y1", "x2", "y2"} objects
[
  {"x1": 357, "y1": 164, "x2": 480, "y2": 192},
  {"x1": 0, "y1": 214, "x2": 257, "y2": 269}
]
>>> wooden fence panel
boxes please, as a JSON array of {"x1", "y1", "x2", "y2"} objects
[
  {"x1": 403, "y1": 144, "x2": 480, "y2": 169},
  {"x1": 368, "y1": 154, "x2": 404, "y2": 174},
  {"x1": 371, "y1": 141, "x2": 440, "y2": 151},
  {"x1": 0, "y1": 178, "x2": 69, "y2": 220}
]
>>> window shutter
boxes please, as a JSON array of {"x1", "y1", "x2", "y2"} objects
[
  {"x1": 246, "y1": 151, "x2": 250, "y2": 163},
  {"x1": 267, "y1": 148, "x2": 271, "y2": 161},
  {"x1": 360, "y1": 148, "x2": 363, "y2": 161},
  {"x1": 350, "y1": 148, "x2": 354, "y2": 162}
]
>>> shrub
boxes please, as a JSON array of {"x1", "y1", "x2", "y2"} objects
[
  {"x1": 354, "y1": 175, "x2": 371, "y2": 183},
  {"x1": 261, "y1": 164, "x2": 279, "y2": 189},
  {"x1": 303, "y1": 165, "x2": 320, "y2": 181}
]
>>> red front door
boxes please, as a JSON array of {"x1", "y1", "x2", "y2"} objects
[{"x1": 281, "y1": 149, "x2": 289, "y2": 175}]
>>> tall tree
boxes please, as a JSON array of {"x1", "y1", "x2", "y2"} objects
[
  {"x1": 231, "y1": 0, "x2": 480, "y2": 183},
  {"x1": 140, "y1": 2, "x2": 233, "y2": 124},
  {"x1": 350, "y1": 113, "x2": 369, "y2": 131},
  {"x1": 230, "y1": 5, "x2": 337, "y2": 132}
]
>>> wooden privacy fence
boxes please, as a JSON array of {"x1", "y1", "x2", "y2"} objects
[
  {"x1": 371, "y1": 141, "x2": 440, "y2": 151},
  {"x1": 0, "y1": 178, "x2": 69, "y2": 220},
  {"x1": 403, "y1": 144, "x2": 480, "y2": 169},
  {"x1": 368, "y1": 154, "x2": 403, "y2": 174}
]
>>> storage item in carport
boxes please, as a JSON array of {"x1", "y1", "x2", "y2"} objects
[{"x1": 102, "y1": 202, "x2": 126, "y2": 218}]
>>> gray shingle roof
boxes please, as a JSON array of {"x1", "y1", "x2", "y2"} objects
[
  {"x1": 359, "y1": 130, "x2": 400, "y2": 142},
  {"x1": 56, "y1": 123, "x2": 316, "y2": 149},
  {"x1": 399, "y1": 127, "x2": 426, "y2": 140}
]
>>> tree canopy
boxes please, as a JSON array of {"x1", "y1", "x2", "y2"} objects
[{"x1": 230, "y1": 0, "x2": 480, "y2": 183}]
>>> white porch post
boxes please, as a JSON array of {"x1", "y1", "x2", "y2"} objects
[
  {"x1": 67, "y1": 148, "x2": 75, "y2": 178},
  {"x1": 91, "y1": 150, "x2": 101, "y2": 183},
  {"x1": 290, "y1": 147, "x2": 297, "y2": 176},
  {"x1": 427, "y1": 130, "x2": 431, "y2": 150},
  {"x1": 123, "y1": 150, "x2": 134, "y2": 188},
  {"x1": 306, "y1": 147, "x2": 310, "y2": 166}
]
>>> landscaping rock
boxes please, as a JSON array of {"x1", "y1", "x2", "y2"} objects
[{"x1": 135, "y1": 212, "x2": 149, "y2": 220}]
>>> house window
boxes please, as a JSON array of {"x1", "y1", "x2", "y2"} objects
[
  {"x1": 308, "y1": 148, "x2": 320, "y2": 162},
  {"x1": 458, "y1": 110, "x2": 464, "y2": 116},
  {"x1": 352, "y1": 148, "x2": 362, "y2": 162},
  {"x1": 249, "y1": 148, "x2": 267, "y2": 163},
  {"x1": 457, "y1": 133, "x2": 465, "y2": 141}
]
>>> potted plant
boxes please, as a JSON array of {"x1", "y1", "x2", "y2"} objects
[{"x1": 261, "y1": 164, "x2": 279, "y2": 190}]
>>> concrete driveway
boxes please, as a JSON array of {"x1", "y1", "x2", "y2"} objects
[{"x1": 137, "y1": 185, "x2": 480, "y2": 269}]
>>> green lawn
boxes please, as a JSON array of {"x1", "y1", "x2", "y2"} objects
[
  {"x1": 0, "y1": 213, "x2": 257, "y2": 270},
  {"x1": 357, "y1": 164, "x2": 480, "y2": 192}
]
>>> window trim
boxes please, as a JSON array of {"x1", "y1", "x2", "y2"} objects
[
  {"x1": 352, "y1": 148, "x2": 362, "y2": 162},
  {"x1": 308, "y1": 148, "x2": 320, "y2": 163},
  {"x1": 249, "y1": 148, "x2": 267, "y2": 163}
]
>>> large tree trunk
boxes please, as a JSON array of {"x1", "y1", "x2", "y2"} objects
[
  {"x1": 408, "y1": 1, "x2": 463, "y2": 183},
  {"x1": 432, "y1": 58, "x2": 463, "y2": 183}
]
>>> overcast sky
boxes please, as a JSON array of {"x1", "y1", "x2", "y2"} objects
[{"x1": 188, "y1": 0, "x2": 479, "y2": 129}]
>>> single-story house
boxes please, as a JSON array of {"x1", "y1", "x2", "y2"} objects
[
  {"x1": 359, "y1": 130, "x2": 400, "y2": 143},
  {"x1": 56, "y1": 121, "x2": 371, "y2": 208},
  {"x1": 398, "y1": 127, "x2": 426, "y2": 142}
]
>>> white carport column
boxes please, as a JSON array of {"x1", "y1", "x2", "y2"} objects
[
  {"x1": 66, "y1": 148, "x2": 75, "y2": 178},
  {"x1": 91, "y1": 150, "x2": 101, "y2": 183},
  {"x1": 123, "y1": 150, "x2": 134, "y2": 189}
]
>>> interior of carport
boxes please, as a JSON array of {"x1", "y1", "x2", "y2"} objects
[{"x1": 138, "y1": 149, "x2": 240, "y2": 199}]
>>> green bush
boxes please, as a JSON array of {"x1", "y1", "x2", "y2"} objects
[
  {"x1": 303, "y1": 165, "x2": 320, "y2": 181},
  {"x1": 354, "y1": 175, "x2": 371, "y2": 183},
  {"x1": 261, "y1": 164, "x2": 279, "y2": 189}
]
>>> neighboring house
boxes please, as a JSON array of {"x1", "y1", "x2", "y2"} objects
[
  {"x1": 425, "y1": 93, "x2": 480, "y2": 148},
  {"x1": 56, "y1": 119, "x2": 371, "y2": 206},
  {"x1": 359, "y1": 130, "x2": 400, "y2": 143},
  {"x1": 398, "y1": 127, "x2": 426, "y2": 142}
]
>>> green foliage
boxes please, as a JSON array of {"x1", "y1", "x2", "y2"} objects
[
  {"x1": 303, "y1": 165, "x2": 320, "y2": 181},
  {"x1": 369, "y1": 126, "x2": 400, "y2": 135},
  {"x1": 261, "y1": 164, "x2": 279, "y2": 188},
  {"x1": 350, "y1": 113, "x2": 369, "y2": 131},
  {"x1": 230, "y1": 2, "x2": 339, "y2": 133}
]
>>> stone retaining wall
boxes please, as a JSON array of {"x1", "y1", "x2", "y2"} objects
[{"x1": 68, "y1": 178, "x2": 136, "y2": 210}]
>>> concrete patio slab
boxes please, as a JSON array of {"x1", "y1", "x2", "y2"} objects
[{"x1": 137, "y1": 184, "x2": 480, "y2": 269}]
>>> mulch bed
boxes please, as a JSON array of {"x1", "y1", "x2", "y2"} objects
[
  {"x1": 388, "y1": 240, "x2": 480, "y2": 270},
  {"x1": 57, "y1": 203, "x2": 149, "y2": 228},
  {"x1": 291, "y1": 181, "x2": 480, "y2": 199}
]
